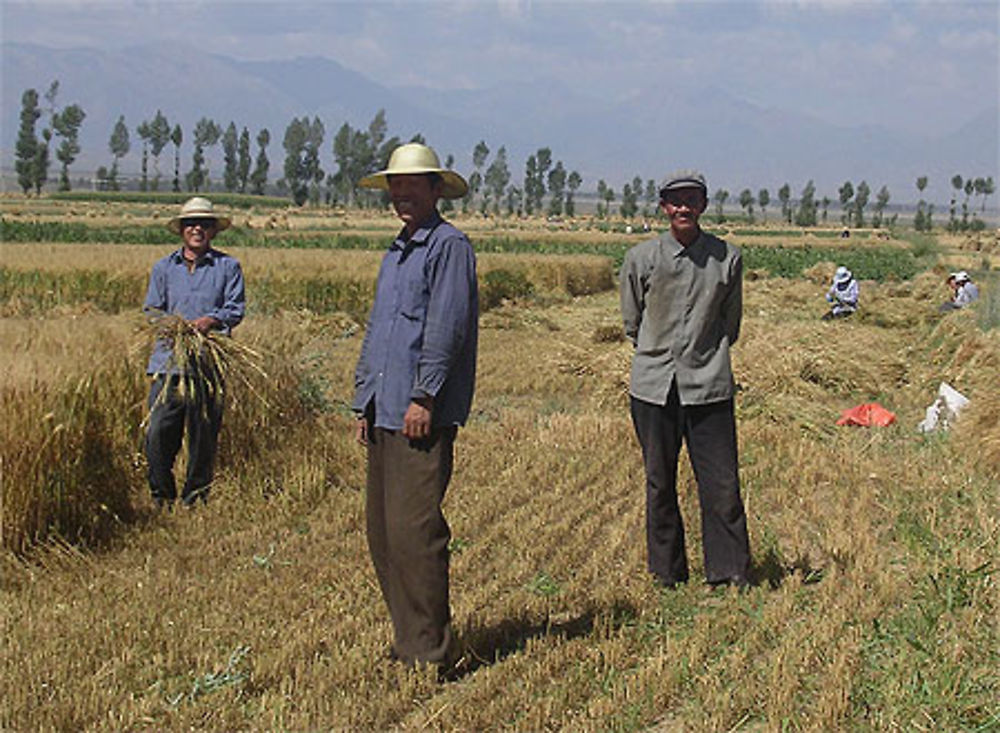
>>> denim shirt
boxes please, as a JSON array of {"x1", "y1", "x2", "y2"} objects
[
  {"x1": 352, "y1": 212, "x2": 478, "y2": 430},
  {"x1": 143, "y1": 247, "x2": 246, "y2": 375}
]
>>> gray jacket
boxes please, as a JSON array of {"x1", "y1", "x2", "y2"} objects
[{"x1": 620, "y1": 230, "x2": 742, "y2": 406}]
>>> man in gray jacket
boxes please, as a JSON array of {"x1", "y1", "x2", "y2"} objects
[{"x1": 620, "y1": 170, "x2": 751, "y2": 589}]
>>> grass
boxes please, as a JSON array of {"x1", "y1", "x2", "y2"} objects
[
  {"x1": 1, "y1": 200, "x2": 997, "y2": 729},
  {"x1": 0, "y1": 357, "x2": 146, "y2": 552},
  {"x1": 0, "y1": 311, "x2": 338, "y2": 554},
  {"x1": 48, "y1": 189, "x2": 291, "y2": 209},
  {"x1": 6, "y1": 208, "x2": 919, "y2": 276},
  {"x1": 2, "y1": 279, "x2": 997, "y2": 730},
  {"x1": 974, "y1": 270, "x2": 1000, "y2": 331},
  {"x1": 744, "y1": 245, "x2": 919, "y2": 281},
  {"x1": 0, "y1": 244, "x2": 614, "y2": 319}
]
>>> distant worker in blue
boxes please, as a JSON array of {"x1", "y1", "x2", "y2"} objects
[
  {"x1": 822, "y1": 265, "x2": 859, "y2": 320},
  {"x1": 620, "y1": 170, "x2": 751, "y2": 591},
  {"x1": 352, "y1": 143, "x2": 478, "y2": 679},
  {"x1": 143, "y1": 197, "x2": 246, "y2": 509},
  {"x1": 939, "y1": 270, "x2": 980, "y2": 312}
]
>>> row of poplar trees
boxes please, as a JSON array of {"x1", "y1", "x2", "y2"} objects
[{"x1": 13, "y1": 81, "x2": 995, "y2": 230}]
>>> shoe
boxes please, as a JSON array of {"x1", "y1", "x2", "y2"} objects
[
  {"x1": 653, "y1": 574, "x2": 688, "y2": 590},
  {"x1": 181, "y1": 493, "x2": 208, "y2": 509},
  {"x1": 181, "y1": 486, "x2": 210, "y2": 507},
  {"x1": 437, "y1": 652, "x2": 469, "y2": 683},
  {"x1": 154, "y1": 497, "x2": 174, "y2": 512},
  {"x1": 708, "y1": 574, "x2": 751, "y2": 590}
]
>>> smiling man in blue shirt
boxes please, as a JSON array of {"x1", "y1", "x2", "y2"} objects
[
  {"x1": 143, "y1": 197, "x2": 245, "y2": 509},
  {"x1": 353, "y1": 143, "x2": 477, "y2": 676}
]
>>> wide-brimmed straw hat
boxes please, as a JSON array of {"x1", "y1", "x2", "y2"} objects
[
  {"x1": 167, "y1": 197, "x2": 231, "y2": 235},
  {"x1": 359, "y1": 143, "x2": 468, "y2": 199}
]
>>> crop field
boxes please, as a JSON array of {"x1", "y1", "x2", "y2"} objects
[{"x1": 1, "y1": 195, "x2": 998, "y2": 731}]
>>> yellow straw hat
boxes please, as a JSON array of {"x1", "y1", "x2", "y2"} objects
[
  {"x1": 167, "y1": 197, "x2": 232, "y2": 235},
  {"x1": 359, "y1": 143, "x2": 468, "y2": 199}
]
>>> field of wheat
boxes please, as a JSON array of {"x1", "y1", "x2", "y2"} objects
[{"x1": 1, "y1": 196, "x2": 997, "y2": 730}]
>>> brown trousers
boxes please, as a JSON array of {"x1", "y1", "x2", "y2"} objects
[{"x1": 366, "y1": 425, "x2": 457, "y2": 665}]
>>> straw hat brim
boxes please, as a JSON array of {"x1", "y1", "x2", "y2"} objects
[
  {"x1": 167, "y1": 214, "x2": 232, "y2": 235},
  {"x1": 359, "y1": 168, "x2": 468, "y2": 200}
]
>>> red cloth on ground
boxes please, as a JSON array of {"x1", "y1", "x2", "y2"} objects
[{"x1": 836, "y1": 402, "x2": 897, "y2": 427}]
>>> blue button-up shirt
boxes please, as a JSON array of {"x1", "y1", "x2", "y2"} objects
[
  {"x1": 143, "y1": 247, "x2": 246, "y2": 375},
  {"x1": 352, "y1": 212, "x2": 478, "y2": 430}
]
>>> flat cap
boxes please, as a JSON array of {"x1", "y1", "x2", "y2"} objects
[{"x1": 659, "y1": 169, "x2": 707, "y2": 196}]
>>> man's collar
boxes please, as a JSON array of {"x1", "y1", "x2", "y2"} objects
[
  {"x1": 392, "y1": 211, "x2": 443, "y2": 249},
  {"x1": 663, "y1": 229, "x2": 704, "y2": 255},
  {"x1": 171, "y1": 247, "x2": 216, "y2": 264}
]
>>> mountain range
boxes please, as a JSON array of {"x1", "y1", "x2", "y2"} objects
[{"x1": 2, "y1": 41, "x2": 997, "y2": 205}]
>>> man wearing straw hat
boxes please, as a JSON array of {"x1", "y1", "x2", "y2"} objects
[
  {"x1": 620, "y1": 170, "x2": 751, "y2": 590},
  {"x1": 352, "y1": 142, "x2": 477, "y2": 677},
  {"x1": 144, "y1": 196, "x2": 245, "y2": 509}
]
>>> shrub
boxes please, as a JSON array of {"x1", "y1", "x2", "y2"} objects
[
  {"x1": 48, "y1": 190, "x2": 290, "y2": 209},
  {"x1": 742, "y1": 246, "x2": 918, "y2": 282},
  {"x1": 480, "y1": 269, "x2": 534, "y2": 310}
]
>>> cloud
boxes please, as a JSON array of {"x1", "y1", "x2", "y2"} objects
[
  {"x1": 496, "y1": 0, "x2": 532, "y2": 22},
  {"x1": 2, "y1": 0, "x2": 996, "y2": 141},
  {"x1": 939, "y1": 29, "x2": 999, "y2": 53}
]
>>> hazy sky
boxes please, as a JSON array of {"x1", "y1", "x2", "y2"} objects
[{"x1": 3, "y1": 0, "x2": 998, "y2": 141}]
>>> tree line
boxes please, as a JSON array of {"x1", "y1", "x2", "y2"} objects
[{"x1": 13, "y1": 80, "x2": 995, "y2": 230}]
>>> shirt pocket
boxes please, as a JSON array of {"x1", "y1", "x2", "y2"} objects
[{"x1": 399, "y1": 278, "x2": 429, "y2": 320}]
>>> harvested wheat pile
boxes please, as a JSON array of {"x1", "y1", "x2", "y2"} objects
[
  {"x1": 956, "y1": 396, "x2": 1000, "y2": 478},
  {"x1": 552, "y1": 338, "x2": 632, "y2": 407},
  {"x1": 803, "y1": 261, "x2": 838, "y2": 285},
  {"x1": 958, "y1": 230, "x2": 1000, "y2": 255},
  {"x1": 735, "y1": 316, "x2": 906, "y2": 437},
  {"x1": 922, "y1": 314, "x2": 1000, "y2": 476}
]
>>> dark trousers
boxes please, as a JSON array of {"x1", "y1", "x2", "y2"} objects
[
  {"x1": 630, "y1": 388, "x2": 750, "y2": 585},
  {"x1": 146, "y1": 374, "x2": 223, "y2": 505},
  {"x1": 366, "y1": 425, "x2": 457, "y2": 666}
]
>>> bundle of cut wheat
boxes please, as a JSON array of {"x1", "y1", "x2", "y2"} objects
[{"x1": 143, "y1": 312, "x2": 268, "y2": 419}]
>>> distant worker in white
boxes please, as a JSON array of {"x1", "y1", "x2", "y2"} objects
[
  {"x1": 938, "y1": 271, "x2": 979, "y2": 312},
  {"x1": 822, "y1": 266, "x2": 859, "y2": 320}
]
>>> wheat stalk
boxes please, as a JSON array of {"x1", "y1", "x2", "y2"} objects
[{"x1": 142, "y1": 312, "x2": 268, "y2": 418}]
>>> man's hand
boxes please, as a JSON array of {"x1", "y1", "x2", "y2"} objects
[
  {"x1": 190, "y1": 315, "x2": 221, "y2": 334},
  {"x1": 355, "y1": 416, "x2": 368, "y2": 446},
  {"x1": 402, "y1": 398, "x2": 433, "y2": 440}
]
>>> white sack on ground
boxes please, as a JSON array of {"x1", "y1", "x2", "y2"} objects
[{"x1": 917, "y1": 381, "x2": 970, "y2": 433}]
